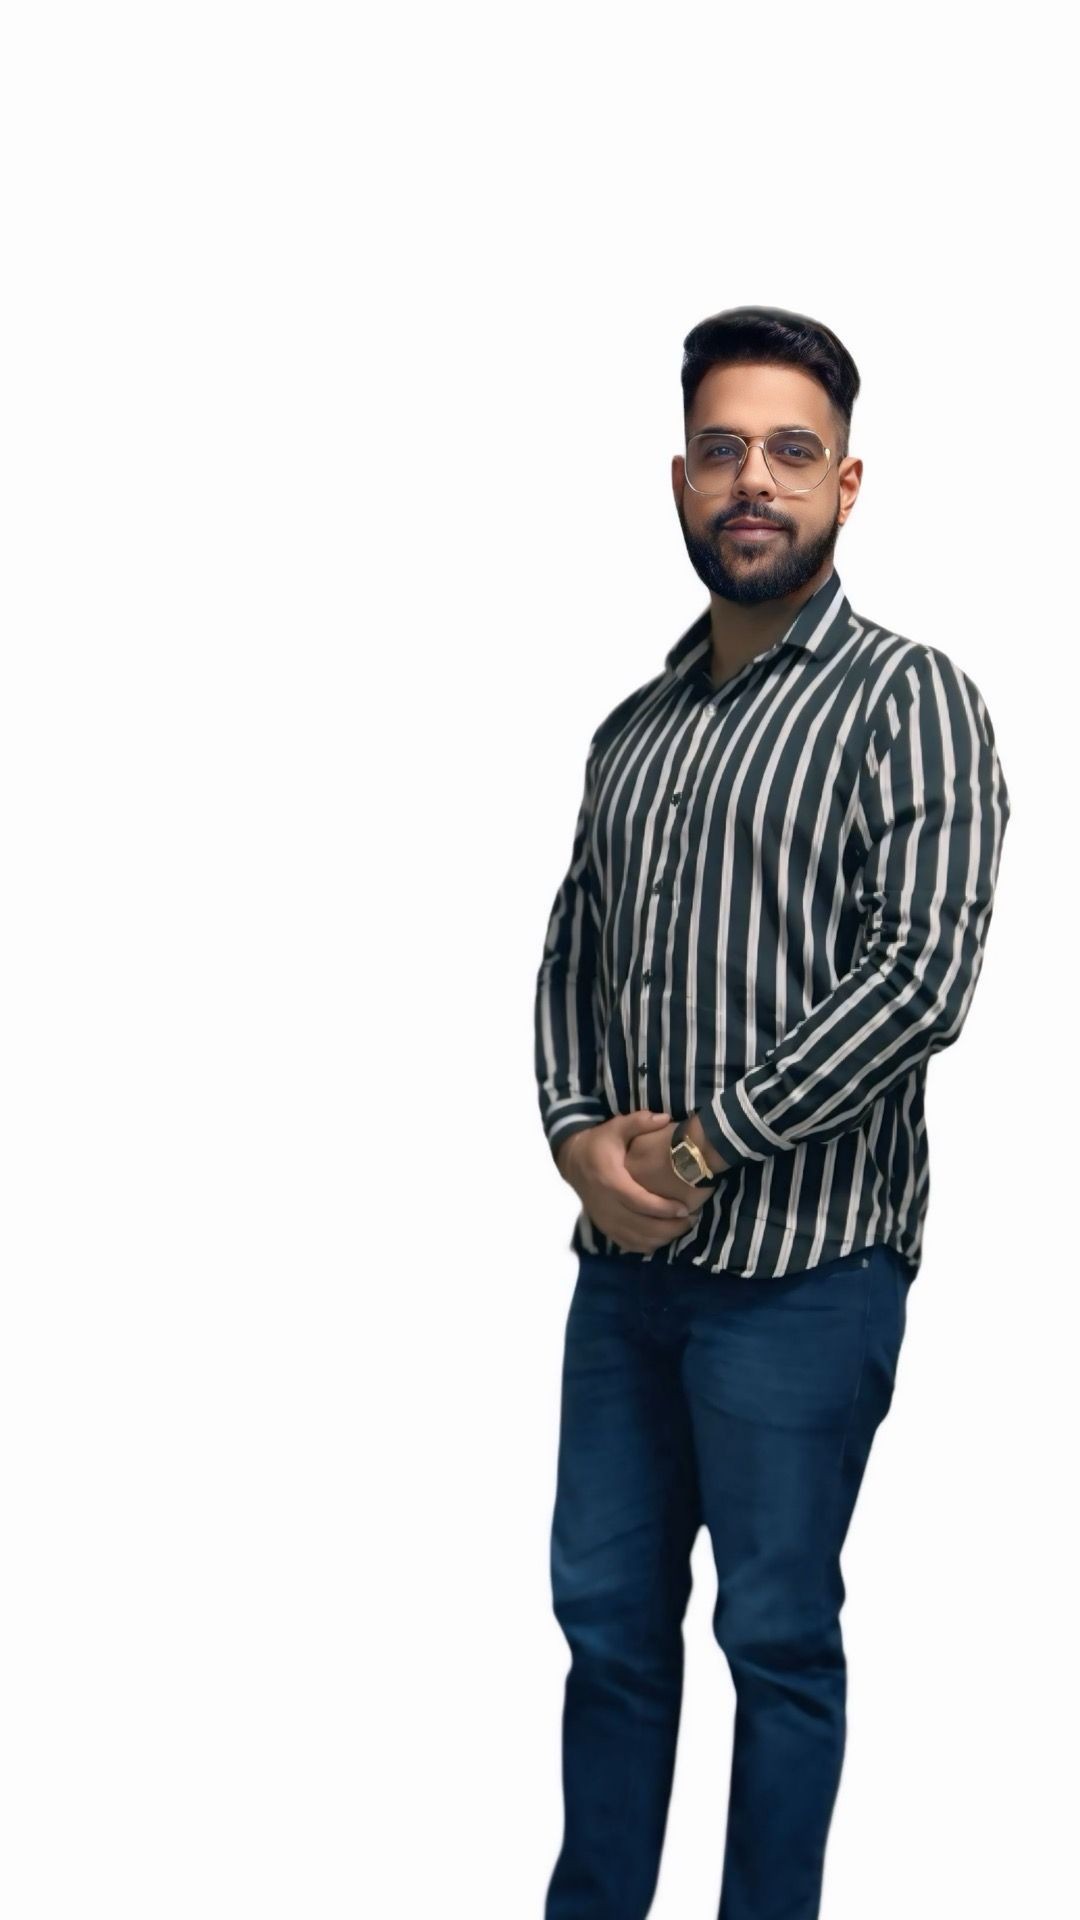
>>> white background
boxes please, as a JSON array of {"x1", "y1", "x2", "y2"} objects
[{"x1": 0, "y1": 5, "x2": 1070, "y2": 1916}]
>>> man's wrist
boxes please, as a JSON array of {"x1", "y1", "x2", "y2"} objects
[{"x1": 555, "y1": 1126, "x2": 594, "y2": 1180}]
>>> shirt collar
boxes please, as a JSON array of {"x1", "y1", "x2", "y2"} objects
[{"x1": 665, "y1": 567, "x2": 852, "y2": 688}]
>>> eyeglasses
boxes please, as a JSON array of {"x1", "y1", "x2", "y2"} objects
[{"x1": 685, "y1": 428, "x2": 833, "y2": 497}]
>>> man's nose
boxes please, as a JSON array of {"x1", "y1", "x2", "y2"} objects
[{"x1": 733, "y1": 443, "x2": 776, "y2": 497}]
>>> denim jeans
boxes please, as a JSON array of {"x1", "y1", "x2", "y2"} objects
[{"x1": 544, "y1": 1241, "x2": 915, "y2": 1920}]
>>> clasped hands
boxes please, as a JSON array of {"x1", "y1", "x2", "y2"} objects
[{"x1": 555, "y1": 1108, "x2": 725, "y2": 1256}]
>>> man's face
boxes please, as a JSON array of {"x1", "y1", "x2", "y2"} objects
[{"x1": 672, "y1": 361, "x2": 860, "y2": 606}]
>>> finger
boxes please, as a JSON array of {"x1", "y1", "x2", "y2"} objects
[
  {"x1": 609, "y1": 1170, "x2": 691, "y2": 1220},
  {"x1": 607, "y1": 1208, "x2": 695, "y2": 1253}
]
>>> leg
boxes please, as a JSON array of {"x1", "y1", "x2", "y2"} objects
[
  {"x1": 545, "y1": 1255, "x2": 702, "y2": 1920},
  {"x1": 679, "y1": 1245, "x2": 912, "y2": 1920}
]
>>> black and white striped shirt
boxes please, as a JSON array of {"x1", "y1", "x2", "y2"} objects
[{"x1": 534, "y1": 567, "x2": 1011, "y2": 1280}]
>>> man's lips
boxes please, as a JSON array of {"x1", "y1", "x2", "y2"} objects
[{"x1": 723, "y1": 520, "x2": 785, "y2": 539}]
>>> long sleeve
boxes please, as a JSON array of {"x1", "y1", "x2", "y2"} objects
[
  {"x1": 696, "y1": 647, "x2": 1012, "y2": 1169},
  {"x1": 534, "y1": 731, "x2": 610, "y2": 1163}
]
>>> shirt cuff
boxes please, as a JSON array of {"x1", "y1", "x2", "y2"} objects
[
  {"x1": 547, "y1": 1110, "x2": 607, "y2": 1164},
  {"x1": 694, "y1": 1083, "x2": 778, "y2": 1170}
]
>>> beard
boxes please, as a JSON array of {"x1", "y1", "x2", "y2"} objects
[{"x1": 676, "y1": 496, "x2": 842, "y2": 606}]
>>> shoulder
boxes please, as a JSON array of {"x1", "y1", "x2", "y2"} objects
[{"x1": 849, "y1": 615, "x2": 994, "y2": 741}]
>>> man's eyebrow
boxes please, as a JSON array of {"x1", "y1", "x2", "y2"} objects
[{"x1": 694, "y1": 422, "x2": 820, "y2": 436}]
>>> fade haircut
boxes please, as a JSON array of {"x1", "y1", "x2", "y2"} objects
[{"x1": 681, "y1": 305, "x2": 861, "y2": 460}]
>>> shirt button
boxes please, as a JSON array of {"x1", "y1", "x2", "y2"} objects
[
  {"x1": 652, "y1": 880, "x2": 662, "y2": 894},
  {"x1": 638, "y1": 1065, "x2": 648, "y2": 1078},
  {"x1": 705, "y1": 703, "x2": 717, "y2": 716},
  {"x1": 671, "y1": 791, "x2": 682, "y2": 805},
  {"x1": 642, "y1": 969, "x2": 652, "y2": 983}
]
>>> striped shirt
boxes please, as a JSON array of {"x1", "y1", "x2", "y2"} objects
[{"x1": 533, "y1": 566, "x2": 1011, "y2": 1280}]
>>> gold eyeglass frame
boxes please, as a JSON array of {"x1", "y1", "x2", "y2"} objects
[{"x1": 684, "y1": 429, "x2": 834, "y2": 497}]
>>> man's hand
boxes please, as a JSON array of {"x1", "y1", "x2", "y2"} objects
[
  {"x1": 625, "y1": 1120, "x2": 719, "y2": 1208},
  {"x1": 555, "y1": 1111, "x2": 712, "y2": 1254}
]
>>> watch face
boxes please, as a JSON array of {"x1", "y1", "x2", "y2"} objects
[{"x1": 672, "y1": 1141, "x2": 705, "y2": 1185}]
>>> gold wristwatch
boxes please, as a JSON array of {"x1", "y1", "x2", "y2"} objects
[{"x1": 669, "y1": 1119, "x2": 718, "y2": 1188}]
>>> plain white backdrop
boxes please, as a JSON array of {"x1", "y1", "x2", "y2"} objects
[{"x1": 0, "y1": 4, "x2": 1071, "y2": 1915}]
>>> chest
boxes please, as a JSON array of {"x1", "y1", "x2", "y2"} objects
[{"x1": 589, "y1": 678, "x2": 867, "y2": 918}]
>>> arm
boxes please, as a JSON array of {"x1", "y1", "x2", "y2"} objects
[
  {"x1": 692, "y1": 649, "x2": 1012, "y2": 1170},
  {"x1": 534, "y1": 730, "x2": 610, "y2": 1165}
]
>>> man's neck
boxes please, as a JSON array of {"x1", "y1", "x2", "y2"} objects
[{"x1": 708, "y1": 562, "x2": 833, "y2": 688}]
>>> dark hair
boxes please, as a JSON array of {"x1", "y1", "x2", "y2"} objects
[{"x1": 680, "y1": 305, "x2": 861, "y2": 459}]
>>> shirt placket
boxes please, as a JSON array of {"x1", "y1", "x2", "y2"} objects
[{"x1": 635, "y1": 694, "x2": 722, "y2": 1088}]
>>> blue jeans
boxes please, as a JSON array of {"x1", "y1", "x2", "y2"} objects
[{"x1": 544, "y1": 1242, "x2": 914, "y2": 1920}]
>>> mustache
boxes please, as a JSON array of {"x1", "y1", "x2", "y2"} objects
[{"x1": 714, "y1": 507, "x2": 791, "y2": 532}]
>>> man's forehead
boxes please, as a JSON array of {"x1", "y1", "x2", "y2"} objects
[{"x1": 689, "y1": 364, "x2": 832, "y2": 429}]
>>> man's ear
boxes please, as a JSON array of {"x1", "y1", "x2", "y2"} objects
[{"x1": 836, "y1": 455, "x2": 863, "y2": 529}]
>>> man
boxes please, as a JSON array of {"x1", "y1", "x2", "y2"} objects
[{"x1": 533, "y1": 305, "x2": 1011, "y2": 1919}]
